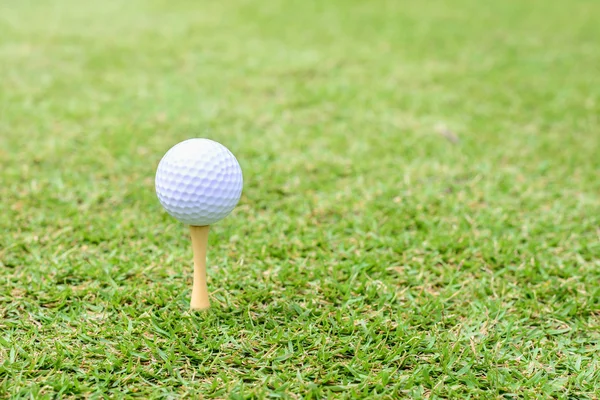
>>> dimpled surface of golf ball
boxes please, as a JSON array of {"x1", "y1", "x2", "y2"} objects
[{"x1": 155, "y1": 138, "x2": 243, "y2": 226}]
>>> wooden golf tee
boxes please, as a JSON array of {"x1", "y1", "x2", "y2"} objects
[{"x1": 189, "y1": 225, "x2": 210, "y2": 310}]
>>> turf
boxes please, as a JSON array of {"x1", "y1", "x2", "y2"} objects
[{"x1": 1, "y1": 0, "x2": 599, "y2": 398}]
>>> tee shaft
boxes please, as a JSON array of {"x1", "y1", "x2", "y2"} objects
[{"x1": 189, "y1": 225, "x2": 210, "y2": 310}]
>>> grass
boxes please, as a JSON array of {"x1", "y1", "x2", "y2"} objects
[{"x1": 1, "y1": 0, "x2": 599, "y2": 397}]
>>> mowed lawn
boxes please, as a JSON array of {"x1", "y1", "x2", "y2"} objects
[{"x1": 1, "y1": 0, "x2": 599, "y2": 397}]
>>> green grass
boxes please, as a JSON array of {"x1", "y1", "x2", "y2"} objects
[{"x1": 1, "y1": 0, "x2": 599, "y2": 397}]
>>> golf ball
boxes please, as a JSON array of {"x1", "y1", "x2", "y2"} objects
[{"x1": 155, "y1": 138, "x2": 243, "y2": 226}]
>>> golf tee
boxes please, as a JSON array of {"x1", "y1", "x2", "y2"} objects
[{"x1": 189, "y1": 225, "x2": 211, "y2": 310}]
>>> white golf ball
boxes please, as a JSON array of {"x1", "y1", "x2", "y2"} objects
[{"x1": 155, "y1": 138, "x2": 243, "y2": 226}]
